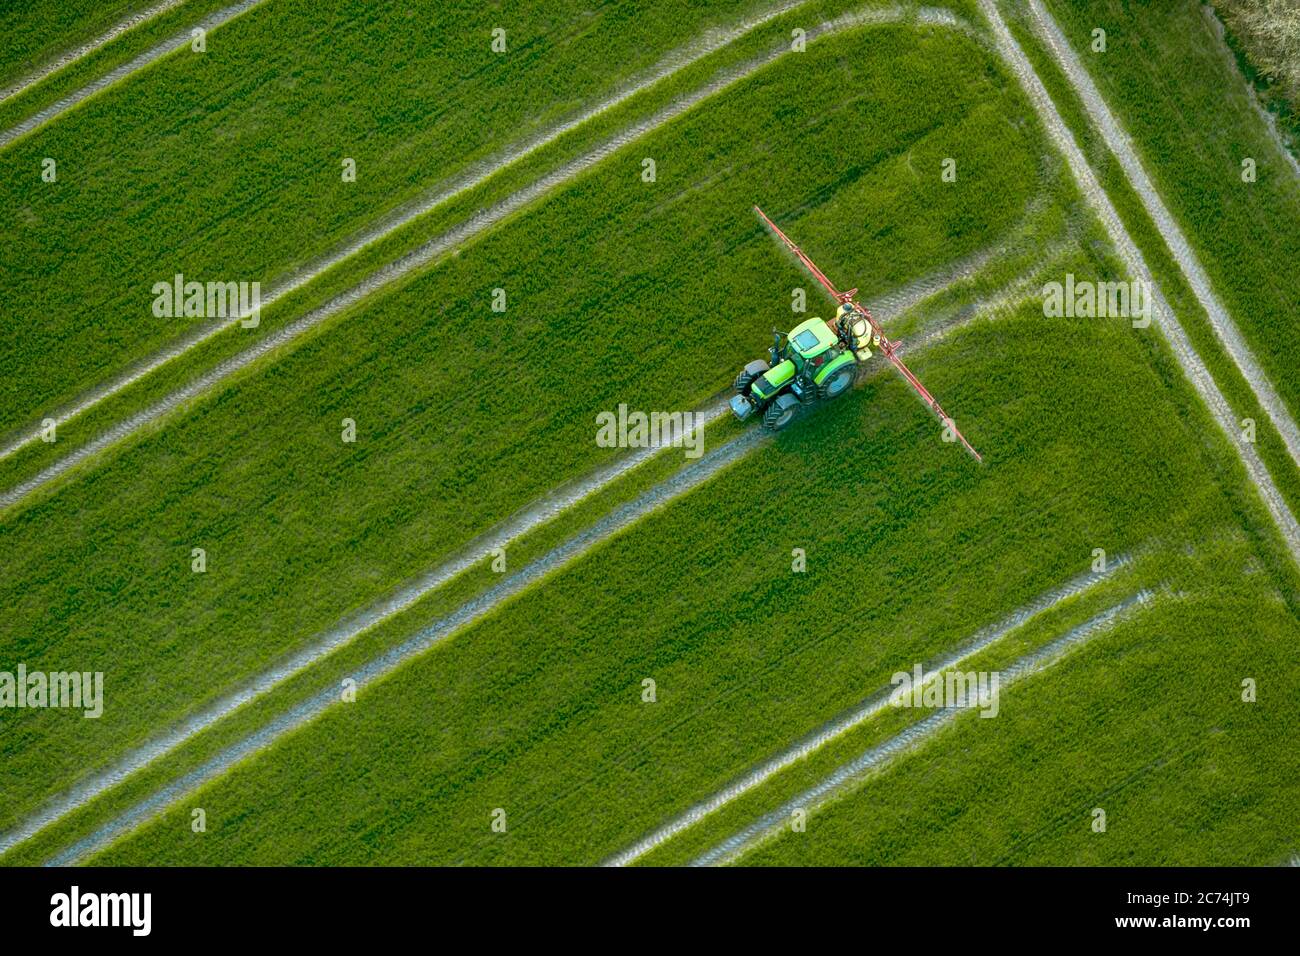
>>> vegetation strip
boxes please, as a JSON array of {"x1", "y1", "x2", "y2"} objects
[
  {"x1": 45, "y1": 429, "x2": 770, "y2": 865},
  {"x1": 0, "y1": 400, "x2": 726, "y2": 857},
  {"x1": 978, "y1": 0, "x2": 1300, "y2": 564},
  {"x1": 0, "y1": 5, "x2": 961, "y2": 512},
  {"x1": 1026, "y1": 0, "x2": 1300, "y2": 467},
  {"x1": 606, "y1": 557, "x2": 1128, "y2": 865},
  {"x1": 0, "y1": 0, "x2": 265, "y2": 150},
  {"x1": 0, "y1": 0, "x2": 819, "y2": 462},
  {"x1": 0, "y1": 0, "x2": 189, "y2": 102},
  {"x1": 694, "y1": 590, "x2": 1154, "y2": 866}
]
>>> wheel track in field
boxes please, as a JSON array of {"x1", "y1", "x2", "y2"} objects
[
  {"x1": 978, "y1": 0, "x2": 1300, "y2": 566},
  {"x1": 0, "y1": 399, "x2": 728, "y2": 858},
  {"x1": 862, "y1": 239, "x2": 1003, "y2": 320},
  {"x1": 0, "y1": 220, "x2": 1014, "y2": 861},
  {"x1": 0, "y1": 4, "x2": 967, "y2": 511},
  {"x1": 0, "y1": 0, "x2": 266, "y2": 150},
  {"x1": 604, "y1": 556, "x2": 1133, "y2": 866},
  {"x1": 1024, "y1": 0, "x2": 1300, "y2": 471},
  {"x1": 0, "y1": 1, "x2": 942, "y2": 463},
  {"x1": 43, "y1": 426, "x2": 770, "y2": 866},
  {"x1": 691, "y1": 589, "x2": 1154, "y2": 866},
  {"x1": 0, "y1": 0, "x2": 191, "y2": 103}
]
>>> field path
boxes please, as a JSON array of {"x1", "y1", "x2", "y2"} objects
[
  {"x1": 1, "y1": 237, "x2": 1004, "y2": 861},
  {"x1": 0, "y1": 0, "x2": 190, "y2": 103},
  {"x1": 605, "y1": 558, "x2": 1131, "y2": 866},
  {"x1": 978, "y1": 0, "x2": 1300, "y2": 566},
  {"x1": 0, "y1": 0, "x2": 821, "y2": 462},
  {"x1": 0, "y1": 0, "x2": 266, "y2": 150},
  {"x1": 0, "y1": 6, "x2": 964, "y2": 511},
  {"x1": 691, "y1": 590, "x2": 1153, "y2": 866},
  {"x1": 1026, "y1": 0, "x2": 1300, "y2": 466},
  {"x1": 43, "y1": 427, "x2": 769, "y2": 865}
]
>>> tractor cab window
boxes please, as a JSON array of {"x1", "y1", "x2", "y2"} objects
[{"x1": 793, "y1": 329, "x2": 820, "y2": 352}]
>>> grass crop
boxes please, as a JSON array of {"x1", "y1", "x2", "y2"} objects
[
  {"x1": 0, "y1": 0, "x2": 150, "y2": 88},
  {"x1": 10, "y1": 0, "x2": 1294, "y2": 871},
  {"x1": 0, "y1": 0, "x2": 778, "y2": 427},
  {"x1": 0, "y1": 21, "x2": 1037, "y2": 835},
  {"x1": 94, "y1": 264, "x2": 1300, "y2": 863},
  {"x1": 0, "y1": 0, "x2": 248, "y2": 132},
  {"x1": 1039, "y1": 0, "x2": 1300, "y2": 421},
  {"x1": 743, "y1": 548, "x2": 1300, "y2": 865}
]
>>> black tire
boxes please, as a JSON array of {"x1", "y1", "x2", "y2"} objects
[
  {"x1": 734, "y1": 360, "x2": 770, "y2": 396},
  {"x1": 763, "y1": 396, "x2": 801, "y2": 432},
  {"x1": 817, "y1": 361, "x2": 858, "y2": 401}
]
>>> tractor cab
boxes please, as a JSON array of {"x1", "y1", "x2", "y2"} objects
[
  {"x1": 729, "y1": 314, "x2": 863, "y2": 430},
  {"x1": 786, "y1": 317, "x2": 838, "y2": 363}
]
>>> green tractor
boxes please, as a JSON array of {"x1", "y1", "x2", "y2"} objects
[{"x1": 730, "y1": 304, "x2": 879, "y2": 431}]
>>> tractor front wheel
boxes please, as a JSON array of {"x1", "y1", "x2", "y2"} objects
[
  {"x1": 763, "y1": 395, "x2": 802, "y2": 432},
  {"x1": 734, "y1": 360, "x2": 770, "y2": 396},
  {"x1": 817, "y1": 361, "x2": 858, "y2": 401}
]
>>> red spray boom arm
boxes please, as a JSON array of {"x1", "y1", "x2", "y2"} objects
[{"x1": 753, "y1": 205, "x2": 983, "y2": 463}]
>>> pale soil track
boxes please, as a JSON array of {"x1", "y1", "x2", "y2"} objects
[
  {"x1": 0, "y1": 0, "x2": 189, "y2": 103},
  {"x1": 0, "y1": 1, "x2": 937, "y2": 464},
  {"x1": 0, "y1": 5, "x2": 965, "y2": 511},
  {"x1": 692, "y1": 590, "x2": 1154, "y2": 866},
  {"x1": 0, "y1": 0, "x2": 266, "y2": 150},
  {"x1": 605, "y1": 557, "x2": 1132, "y2": 866},
  {"x1": 0, "y1": 240, "x2": 1008, "y2": 861},
  {"x1": 44, "y1": 427, "x2": 768, "y2": 865},
  {"x1": 1026, "y1": 0, "x2": 1300, "y2": 469},
  {"x1": 978, "y1": 0, "x2": 1300, "y2": 566}
]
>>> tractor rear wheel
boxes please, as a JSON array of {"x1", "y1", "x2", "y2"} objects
[
  {"x1": 763, "y1": 395, "x2": 801, "y2": 432},
  {"x1": 817, "y1": 361, "x2": 858, "y2": 401}
]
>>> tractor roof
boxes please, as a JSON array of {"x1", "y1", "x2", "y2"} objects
[{"x1": 787, "y1": 317, "x2": 837, "y2": 358}]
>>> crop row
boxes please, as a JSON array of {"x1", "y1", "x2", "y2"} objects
[
  {"x1": 1040, "y1": 0, "x2": 1300, "y2": 421},
  {"x1": 0, "y1": 0, "x2": 773, "y2": 425},
  {"x1": 95, "y1": 258, "x2": 1300, "y2": 863},
  {"x1": 0, "y1": 22, "x2": 1036, "y2": 834}
]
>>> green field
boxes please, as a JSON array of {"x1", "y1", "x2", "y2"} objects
[
  {"x1": 0, "y1": 0, "x2": 782, "y2": 425},
  {"x1": 0, "y1": 0, "x2": 153, "y2": 87},
  {"x1": 1, "y1": 0, "x2": 1297, "y2": 869},
  {"x1": 0, "y1": 13, "x2": 1035, "y2": 836},
  {"x1": 1041, "y1": 0, "x2": 1300, "y2": 420}
]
